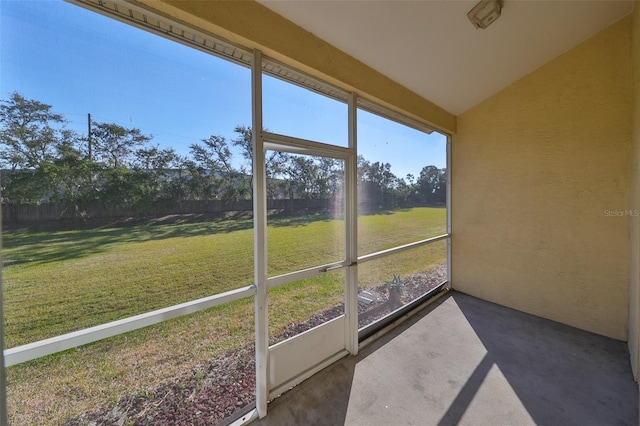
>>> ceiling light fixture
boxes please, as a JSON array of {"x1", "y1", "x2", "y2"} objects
[{"x1": 467, "y1": 0, "x2": 502, "y2": 29}]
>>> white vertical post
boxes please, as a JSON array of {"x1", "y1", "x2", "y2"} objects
[
  {"x1": 345, "y1": 93, "x2": 359, "y2": 355},
  {"x1": 252, "y1": 49, "x2": 269, "y2": 418},
  {"x1": 0, "y1": 202, "x2": 8, "y2": 425},
  {"x1": 446, "y1": 135, "x2": 452, "y2": 290}
]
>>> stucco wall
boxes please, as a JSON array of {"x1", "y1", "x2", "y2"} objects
[
  {"x1": 629, "y1": 0, "x2": 640, "y2": 378},
  {"x1": 452, "y1": 17, "x2": 633, "y2": 340}
]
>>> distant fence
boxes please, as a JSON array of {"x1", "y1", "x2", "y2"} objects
[
  {"x1": 0, "y1": 199, "x2": 441, "y2": 226},
  {"x1": 1, "y1": 199, "x2": 337, "y2": 225}
]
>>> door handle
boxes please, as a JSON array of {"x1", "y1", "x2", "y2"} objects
[{"x1": 320, "y1": 261, "x2": 357, "y2": 273}]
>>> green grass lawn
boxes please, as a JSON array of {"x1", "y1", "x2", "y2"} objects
[
  {"x1": 3, "y1": 219, "x2": 256, "y2": 348},
  {"x1": 3, "y1": 207, "x2": 446, "y2": 347},
  {"x1": 358, "y1": 207, "x2": 446, "y2": 255},
  {"x1": 3, "y1": 207, "x2": 446, "y2": 425}
]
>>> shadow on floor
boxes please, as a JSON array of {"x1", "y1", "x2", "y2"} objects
[
  {"x1": 446, "y1": 293, "x2": 638, "y2": 426},
  {"x1": 254, "y1": 292, "x2": 638, "y2": 426}
]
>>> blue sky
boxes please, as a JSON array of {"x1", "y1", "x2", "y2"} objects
[{"x1": 0, "y1": 0, "x2": 446, "y2": 178}]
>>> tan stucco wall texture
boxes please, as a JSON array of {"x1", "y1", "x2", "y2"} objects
[
  {"x1": 452, "y1": 17, "x2": 633, "y2": 341},
  {"x1": 629, "y1": 1, "x2": 640, "y2": 378}
]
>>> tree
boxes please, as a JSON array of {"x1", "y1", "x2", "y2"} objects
[
  {"x1": 283, "y1": 155, "x2": 320, "y2": 199},
  {"x1": 82, "y1": 121, "x2": 156, "y2": 212},
  {"x1": 357, "y1": 156, "x2": 398, "y2": 208},
  {"x1": 230, "y1": 125, "x2": 255, "y2": 199},
  {"x1": 394, "y1": 176, "x2": 413, "y2": 206},
  {"x1": 315, "y1": 157, "x2": 342, "y2": 199},
  {"x1": 0, "y1": 92, "x2": 66, "y2": 170},
  {"x1": 416, "y1": 165, "x2": 445, "y2": 204},
  {"x1": 281, "y1": 155, "x2": 342, "y2": 200},
  {"x1": 0, "y1": 167, "x2": 54, "y2": 204},
  {"x1": 132, "y1": 145, "x2": 180, "y2": 206},
  {"x1": 0, "y1": 93, "x2": 90, "y2": 206},
  {"x1": 48, "y1": 140, "x2": 99, "y2": 217},
  {"x1": 134, "y1": 145, "x2": 178, "y2": 171},
  {"x1": 370, "y1": 161, "x2": 396, "y2": 205},
  {"x1": 91, "y1": 121, "x2": 151, "y2": 168},
  {"x1": 232, "y1": 125, "x2": 286, "y2": 200},
  {"x1": 190, "y1": 134, "x2": 249, "y2": 201},
  {"x1": 152, "y1": 154, "x2": 198, "y2": 202},
  {"x1": 436, "y1": 168, "x2": 447, "y2": 203}
]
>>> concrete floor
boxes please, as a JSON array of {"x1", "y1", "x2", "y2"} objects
[{"x1": 254, "y1": 291, "x2": 638, "y2": 426}]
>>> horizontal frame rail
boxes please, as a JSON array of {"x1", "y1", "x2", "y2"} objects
[
  {"x1": 358, "y1": 281, "x2": 448, "y2": 342},
  {"x1": 357, "y1": 233, "x2": 449, "y2": 265},
  {"x1": 358, "y1": 284, "x2": 450, "y2": 348},
  {"x1": 357, "y1": 97, "x2": 437, "y2": 136},
  {"x1": 262, "y1": 56, "x2": 350, "y2": 104},
  {"x1": 68, "y1": 0, "x2": 253, "y2": 67},
  {"x1": 263, "y1": 132, "x2": 352, "y2": 159},
  {"x1": 267, "y1": 261, "x2": 349, "y2": 289},
  {"x1": 4, "y1": 285, "x2": 256, "y2": 367}
]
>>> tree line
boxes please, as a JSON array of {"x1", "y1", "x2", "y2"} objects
[{"x1": 0, "y1": 92, "x2": 446, "y2": 217}]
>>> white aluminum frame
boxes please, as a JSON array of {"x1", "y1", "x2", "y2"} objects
[
  {"x1": 0, "y1": 5, "x2": 452, "y2": 424},
  {"x1": 268, "y1": 261, "x2": 348, "y2": 289},
  {"x1": 257, "y1": 85, "x2": 358, "y2": 411},
  {"x1": 264, "y1": 135, "x2": 351, "y2": 160},
  {"x1": 66, "y1": 0, "x2": 253, "y2": 68},
  {"x1": 4, "y1": 286, "x2": 255, "y2": 368},
  {"x1": 357, "y1": 97, "x2": 436, "y2": 136},
  {"x1": 0, "y1": 223, "x2": 6, "y2": 425},
  {"x1": 262, "y1": 57, "x2": 350, "y2": 105},
  {"x1": 447, "y1": 135, "x2": 452, "y2": 289},
  {"x1": 252, "y1": 49, "x2": 269, "y2": 419},
  {"x1": 345, "y1": 92, "x2": 359, "y2": 356},
  {"x1": 357, "y1": 234, "x2": 450, "y2": 265},
  {"x1": 268, "y1": 315, "x2": 347, "y2": 396}
]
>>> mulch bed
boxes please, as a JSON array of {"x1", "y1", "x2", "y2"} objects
[
  {"x1": 63, "y1": 347, "x2": 256, "y2": 426},
  {"x1": 63, "y1": 266, "x2": 446, "y2": 425}
]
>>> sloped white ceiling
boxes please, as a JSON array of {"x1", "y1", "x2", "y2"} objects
[{"x1": 258, "y1": 0, "x2": 633, "y2": 115}]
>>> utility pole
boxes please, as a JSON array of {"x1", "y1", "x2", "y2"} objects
[
  {"x1": 87, "y1": 113, "x2": 92, "y2": 161},
  {"x1": 88, "y1": 113, "x2": 93, "y2": 184}
]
